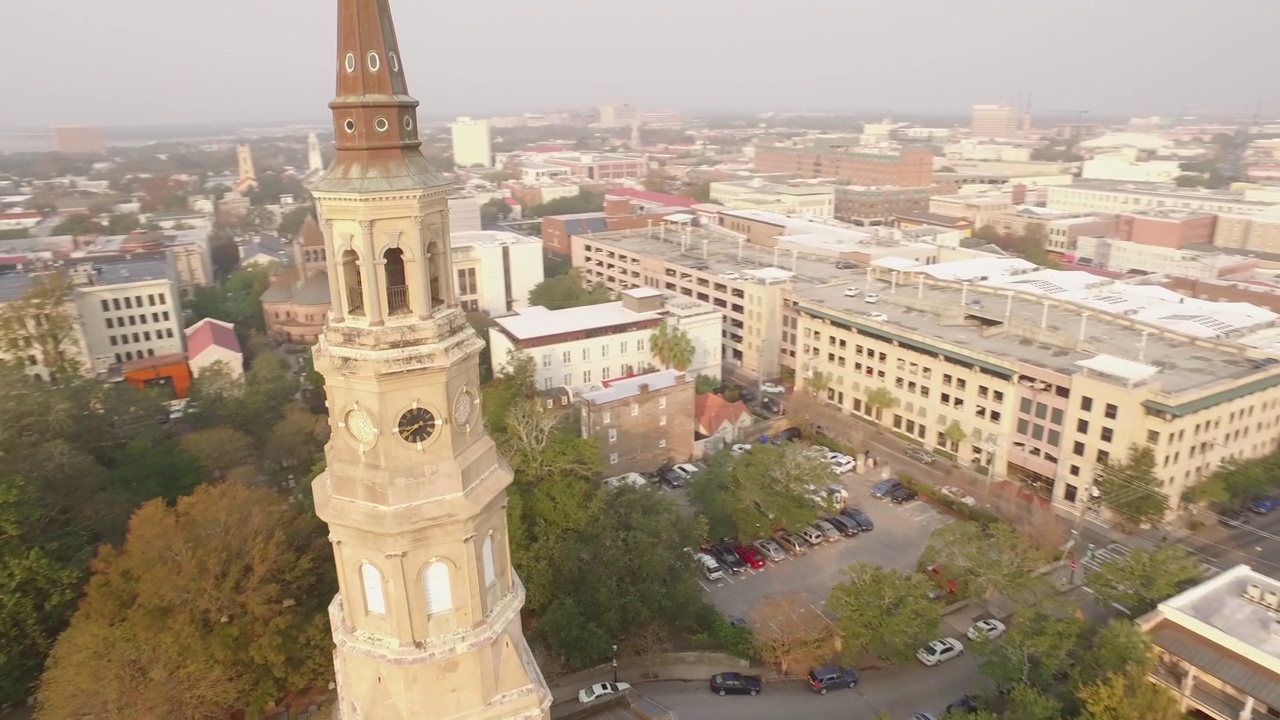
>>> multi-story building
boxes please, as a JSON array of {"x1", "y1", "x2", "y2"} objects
[
  {"x1": 71, "y1": 256, "x2": 184, "y2": 375},
  {"x1": 789, "y1": 260, "x2": 1280, "y2": 520},
  {"x1": 449, "y1": 117, "x2": 492, "y2": 168},
  {"x1": 604, "y1": 188, "x2": 697, "y2": 213},
  {"x1": 539, "y1": 197, "x2": 680, "y2": 258},
  {"x1": 598, "y1": 104, "x2": 642, "y2": 128},
  {"x1": 1116, "y1": 208, "x2": 1217, "y2": 249},
  {"x1": 445, "y1": 193, "x2": 483, "y2": 233},
  {"x1": 450, "y1": 230, "x2": 543, "y2": 316},
  {"x1": 833, "y1": 186, "x2": 933, "y2": 226},
  {"x1": 1214, "y1": 209, "x2": 1280, "y2": 254},
  {"x1": 928, "y1": 194, "x2": 1016, "y2": 228},
  {"x1": 982, "y1": 207, "x2": 1119, "y2": 253},
  {"x1": 944, "y1": 141, "x2": 1032, "y2": 163},
  {"x1": 51, "y1": 126, "x2": 107, "y2": 155},
  {"x1": 1138, "y1": 564, "x2": 1280, "y2": 720},
  {"x1": 1081, "y1": 155, "x2": 1184, "y2": 183},
  {"x1": 488, "y1": 287, "x2": 723, "y2": 391},
  {"x1": 1047, "y1": 181, "x2": 1278, "y2": 216},
  {"x1": 543, "y1": 152, "x2": 647, "y2": 181},
  {"x1": 970, "y1": 105, "x2": 1021, "y2": 140},
  {"x1": 709, "y1": 180, "x2": 835, "y2": 218},
  {"x1": 1165, "y1": 276, "x2": 1280, "y2": 315},
  {"x1": 578, "y1": 370, "x2": 696, "y2": 473},
  {"x1": 1071, "y1": 236, "x2": 1256, "y2": 279},
  {"x1": 753, "y1": 144, "x2": 934, "y2": 187},
  {"x1": 260, "y1": 217, "x2": 331, "y2": 345}
]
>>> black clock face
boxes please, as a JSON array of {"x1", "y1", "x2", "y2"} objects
[{"x1": 397, "y1": 407, "x2": 437, "y2": 443}]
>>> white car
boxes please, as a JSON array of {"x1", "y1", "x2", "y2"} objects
[
  {"x1": 602, "y1": 472, "x2": 648, "y2": 489},
  {"x1": 829, "y1": 457, "x2": 856, "y2": 475},
  {"x1": 821, "y1": 451, "x2": 850, "y2": 464},
  {"x1": 672, "y1": 462, "x2": 700, "y2": 480},
  {"x1": 917, "y1": 638, "x2": 965, "y2": 667},
  {"x1": 730, "y1": 443, "x2": 754, "y2": 456},
  {"x1": 798, "y1": 525, "x2": 825, "y2": 545},
  {"x1": 579, "y1": 681, "x2": 631, "y2": 703},
  {"x1": 940, "y1": 485, "x2": 978, "y2": 507},
  {"x1": 864, "y1": 293, "x2": 881, "y2": 304},
  {"x1": 865, "y1": 311, "x2": 888, "y2": 322},
  {"x1": 966, "y1": 619, "x2": 1007, "y2": 641},
  {"x1": 761, "y1": 381, "x2": 786, "y2": 394},
  {"x1": 843, "y1": 287, "x2": 861, "y2": 298},
  {"x1": 719, "y1": 271, "x2": 740, "y2": 280}
]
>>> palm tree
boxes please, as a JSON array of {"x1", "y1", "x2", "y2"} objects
[
  {"x1": 650, "y1": 321, "x2": 695, "y2": 371},
  {"x1": 864, "y1": 387, "x2": 894, "y2": 421},
  {"x1": 943, "y1": 421, "x2": 967, "y2": 452}
]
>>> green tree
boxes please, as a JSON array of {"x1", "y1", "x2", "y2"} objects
[
  {"x1": 480, "y1": 197, "x2": 512, "y2": 224},
  {"x1": 276, "y1": 204, "x2": 314, "y2": 239},
  {"x1": 210, "y1": 239, "x2": 241, "y2": 277},
  {"x1": 186, "y1": 265, "x2": 273, "y2": 337},
  {"x1": 527, "y1": 268, "x2": 612, "y2": 310},
  {"x1": 0, "y1": 271, "x2": 83, "y2": 381},
  {"x1": 865, "y1": 386, "x2": 895, "y2": 420},
  {"x1": 827, "y1": 563, "x2": 942, "y2": 665},
  {"x1": 1074, "y1": 666, "x2": 1182, "y2": 720},
  {"x1": 921, "y1": 522, "x2": 1052, "y2": 608},
  {"x1": 681, "y1": 181, "x2": 712, "y2": 203},
  {"x1": 973, "y1": 225, "x2": 1002, "y2": 242},
  {"x1": 1196, "y1": 453, "x2": 1280, "y2": 505},
  {"x1": 51, "y1": 213, "x2": 106, "y2": 237},
  {"x1": 643, "y1": 170, "x2": 671, "y2": 192},
  {"x1": 650, "y1": 321, "x2": 695, "y2": 371},
  {"x1": 1085, "y1": 544, "x2": 1203, "y2": 615},
  {"x1": 688, "y1": 445, "x2": 826, "y2": 541},
  {"x1": 807, "y1": 370, "x2": 830, "y2": 396},
  {"x1": 1002, "y1": 683, "x2": 1063, "y2": 720},
  {"x1": 106, "y1": 213, "x2": 141, "y2": 235},
  {"x1": 975, "y1": 611, "x2": 1087, "y2": 691},
  {"x1": 0, "y1": 228, "x2": 30, "y2": 240},
  {"x1": 1069, "y1": 619, "x2": 1155, "y2": 691},
  {"x1": 36, "y1": 481, "x2": 335, "y2": 720},
  {"x1": 1096, "y1": 445, "x2": 1168, "y2": 529},
  {"x1": 104, "y1": 439, "x2": 205, "y2": 508},
  {"x1": 695, "y1": 374, "x2": 719, "y2": 395},
  {"x1": 180, "y1": 427, "x2": 257, "y2": 479},
  {"x1": 522, "y1": 191, "x2": 605, "y2": 219}
]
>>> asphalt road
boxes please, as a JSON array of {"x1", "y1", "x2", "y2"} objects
[{"x1": 1172, "y1": 507, "x2": 1280, "y2": 580}]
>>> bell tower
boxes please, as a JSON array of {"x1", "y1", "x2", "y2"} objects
[{"x1": 308, "y1": 2, "x2": 551, "y2": 719}]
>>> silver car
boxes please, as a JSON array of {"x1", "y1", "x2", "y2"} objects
[
  {"x1": 813, "y1": 520, "x2": 841, "y2": 542},
  {"x1": 753, "y1": 538, "x2": 787, "y2": 562}
]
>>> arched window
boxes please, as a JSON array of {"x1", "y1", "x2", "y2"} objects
[
  {"x1": 341, "y1": 249, "x2": 363, "y2": 315},
  {"x1": 482, "y1": 535, "x2": 496, "y2": 587},
  {"x1": 360, "y1": 563, "x2": 386, "y2": 615},
  {"x1": 125, "y1": 351, "x2": 134, "y2": 361},
  {"x1": 383, "y1": 248, "x2": 409, "y2": 315},
  {"x1": 424, "y1": 562, "x2": 452, "y2": 615}
]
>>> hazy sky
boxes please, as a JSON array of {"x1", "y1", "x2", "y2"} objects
[{"x1": 2, "y1": 0, "x2": 1277, "y2": 127}]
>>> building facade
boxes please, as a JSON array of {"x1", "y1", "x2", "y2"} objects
[
  {"x1": 260, "y1": 216, "x2": 331, "y2": 345},
  {"x1": 1214, "y1": 211, "x2": 1280, "y2": 254},
  {"x1": 450, "y1": 230, "x2": 543, "y2": 316},
  {"x1": 1047, "y1": 182, "x2": 1277, "y2": 216},
  {"x1": 579, "y1": 370, "x2": 696, "y2": 474},
  {"x1": 72, "y1": 257, "x2": 184, "y2": 375},
  {"x1": 51, "y1": 126, "x2": 107, "y2": 155},
  {"x1": 753, "y1": 145, "x2": 935, "y2": 187},
  {"x1": 598, "y1": 103, "x2": 641, "y2": 128},
  {"x1": 970, "y1": 104, "x2": 1021, "y2": 140},
  {"x1": 450, "y1": 117, "x2": 493, "y2": 168},
  {"x1": 833, "y1": 186, "x2": 933, "y2": 226},
  {"x1": 305, "y1": 3, "x2": 550, "y2": 717},
  {"x1": 709, "y1": 181, "x2": 835, "y2": 218},
  {"x1": 543, "y1": 153, "x2": 647, "y2": 181},
  {"x1": 1117, "y1": 208, "x2": 1217, "y2": 249}
]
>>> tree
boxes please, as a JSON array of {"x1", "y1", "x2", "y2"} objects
[
  {"x1": 649, "y1": 321, "x2": 695, "y2": 371},
  {"x1": 1002, "y1": 683, "x2": 1063, "y2": 720},
  {"x1": 104, "y1": 439, "x2": 206, "y2": 508},
  {"x1": 1074, "y1": 667, "x2": 1182, "y2": 720},
  {"x1": 943, "y1": 421, "x2": 967, "y2": 449},
  {"x1": 921, "y1": 522, "x2": 1052, "y2": 608},
  {"x1": 180, "y1": 427, "x2": 257, "y2": 478},
  {"x1": 807, "y1": 370, "x2": 830, "y2": 396},
  {"x1": 106, "y1": 213, "x2": 141, "y2": 235},
  {"x1": 1070, "y1": 619, "x2": 1155, "y2": 690},
  {"x1": 688, "y1": 445, "x2": 827, "y2": 541},
  {"x1": 186, "y1": 264, "x2": 273, "y2": 337},
  {"x1": 51, "y1": 213, "x2": 105, "y2": 237},
  {"x1": 826, "y1": 563, "x2": 942, "y2": 665},
  {"x1": 522, "y1": 191, "x2": 604, "y2": 219},
  {"x1": 276, "y1": 204, "x2": 314, "y2": 239},
  {"x1": 695, "y1": 374, "x2": 719, "y2": 395},
  {"x1": 527, "y1": 269, "x2": 612, "y2": 310},
  {"x1": 1096, "y1": 445, "x2": 1168, "y2": 528},
  {"x1": 1086, "y1": 544, "x2": 1203, "y2": 615},
  {"x1": 480, "y1": 197, "x2": 512, "y2": 224},
  {"x1": 681, "y1": 181, "x2": 711, "y2": 203},
  {"x1": 975, "y1": 611, "x2": 1087, "y2": 691},
  {"x1": 865, "y1": 386, "x2": 894, "y2": 420},
  {"x1": 36, "y1": 482, "x2": 335, "y2": 720},
  {"x1": 210, "y1": 239, "x2": 241, "y2": 277},
  {"x1": 1196, "y1": 453, "x2": 1280, "y2": 505},
  {"x1": 0, "y1": 271, "x2": 83, "y2": 380},
  {"x1": 973, "y1": 225, "x2": 1002, "y2": 242},
  {"x1": 749, "y1": 594, "x2": 833, "y2": 675},
  {"x1": 642, "y1": 170, "x2": 671, "y2": 193}
]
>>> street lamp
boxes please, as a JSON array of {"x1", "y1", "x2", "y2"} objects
[{"x1": 611, "y1": 644, "x2": 618, "y2": 683}]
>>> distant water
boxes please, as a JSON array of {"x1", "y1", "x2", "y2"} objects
[{"x1": 0, "y1": 134, "x2": 53, "y2": 154}]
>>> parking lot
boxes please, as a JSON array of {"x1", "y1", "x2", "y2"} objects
[{"x1": 694, "y1": 465, "x2": 955, "y2": 621}]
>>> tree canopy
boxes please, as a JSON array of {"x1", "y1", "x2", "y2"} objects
[
  {"x1": 650, "y1": 321, "x2": 695, "y2": 372},
  {"x1": 920, "y1": 522, "x2": 1053, "y2": 607},
  {"x1": 1096, "y1": 445, "x2": 1168, "y2": 528},
  {"x1": 185, "y1": 264, "x2": 274, "y2": 339},
  {"x1": 276, "y1": 204, "x2": 314, "y2": 239},
  {"x1": 527, "y1": 268, "x2": 612, "y2": 310},
  {"x1": 687, "y1": 444, "x2": 828, "y2": 542},
  {"x1": 1085, "y1": 544, "x2": 1203, "y2": 615},
  {"x1": 826, "y1": 563, "x2": 942, "y2": 665},
  {"x1": 521, "y1": 191, "x2": 604, "y2": 219},
  {"x1": 51, "y1": 213, "x2": 106, "y2": 237},
  {"x1": 0, "y1": 270, "x2": 84, "y2": 381}
]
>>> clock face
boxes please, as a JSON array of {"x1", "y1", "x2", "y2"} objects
[
  {"x1": 453, "y1": 389, "x2": 475, "y2": 429},
  {"x1": 344, "y1": 408, "x2": 378, "y2": 445},
  {"x1": 397, "y1": 407, "x2": 437, "y2": 444}
]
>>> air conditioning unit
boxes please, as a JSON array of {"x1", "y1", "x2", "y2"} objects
[
  {"x1": 1264, "y1": 590, "x2": 1280, "y2": 609},
  {"x1": 1245, "y1": 583, "x2": 1263, "y2": 602}
]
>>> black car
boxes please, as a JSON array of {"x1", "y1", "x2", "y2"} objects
[
  {"x1": 890, "y1": 487, "x2": 919, "y2": 504},
  {"x1": 773, "y1": 427, "x2": 802, "y2": 443},
  {"x1": 825, "y1": 515, "x2": 859, "y2": 537},
  {"x1": 835, "y1": 260, "x2": 858, "y2": 270},
  {"x1": 943, "y1": 695, "x2": 979, "y2": 715},
  {"x1": 1219, "y1": 508, "x2": 1250, "y2": 529},
  {"x1": 711, "y1": 542, "x2": 748, "y2": 573},
  {"x1": 709, "y1": 672, "x2": 762, "y2": 696},
  {"x1": 656, "y1": 467, "x2": 686, "y2": 489},
  {"x1": 840, "y1": 507, "x2": 875, "y2": 532},
  {"x1": 738, "y1": 386, "x2": 757, "y2": 404},
  {"x1": 807, "y1": 665, "x2": 858, "y2": 694}
]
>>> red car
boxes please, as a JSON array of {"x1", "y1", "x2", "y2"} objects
[{"x1": 734, "y1": 545, "x2": 767, "y2": 569}]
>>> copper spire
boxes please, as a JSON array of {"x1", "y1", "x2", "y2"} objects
[{"x1": 312, "y1": 0, "x2": 448, "y2": 193}]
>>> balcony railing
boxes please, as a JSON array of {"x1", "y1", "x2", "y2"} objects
[
  {"x1": 387, "y1": 285, "x2": 410, "y2": 316},
  {"x1": 347, "y1": 285, "x2": 364, "y2": 315}
]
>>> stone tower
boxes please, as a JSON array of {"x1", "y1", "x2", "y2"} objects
[
  {"x1": 307, "y1": 2, "x2": 551, "y2": 719},
  {"x1": 308, "y1": 132, "x2": 325, "y2": 173},
  {"x1": 236, "y1": 143, "x2": 256, "y2": 183}
]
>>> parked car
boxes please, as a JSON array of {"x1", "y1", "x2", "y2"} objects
[
  {"x1": 602, "y1": 472, "x2": 648, "y2": 488},
  {"x1": 761, "y1": 381, "x2": 786, "y2": 394},
  {"x1": 710, "y1": 543, "x2": 748, "y2": 573},
  {"x1": 835, "y1": 260, "x2": 858, "y2": 270},
  {"x1": 753, "y1": 538, "x2": 788, "y2": 562},
  {"x1": 813, "y1": 520, "x2": 841, "y2": 542},
  {"x1": 943, "y1": 695, "x2": 980, "y2": 715},
  {"x1": 1249, "y1": 496, "x2": 1280, "y2": 514},
  {"x1": 905, "y1": 448, "x2": 936, "y2": 464},
  {"x1": 1219, "y1": 508, "x2": 1251, "y2": 528},
  {"x1": 672, "y1": 462, "x2": 700, "y2": 481},
  {"x1": 772, "y1": 529, "x2": 809, "y2": 555},
  {"x1": 579, "y1": 681, "x2": 631, "y2": 703},
  {"x1": 890, "y1": 487, "x2": 920, "y2": 504},
  {"x1": 730, "y1": 443, "x2": 754, "y2": 455},
  {"x1": 738, "y1": 387, "x2": 757, "y2": 404},
  {"x1": 865, "y1": 311, "x2": 889, "y2": 321},
  {"x1": 656, "y1": 467, "x2": 686, "y2": 489},
  {"x1": 917, "y1": 638, "x2": 965, "y2": 666},
  {"x1": 870, "y1": 478, "x2": 903, "y2": 498},
  {"x1": 864, "y1": 293, "x2": 880, "y2": 303},
  {"x1": 798, "y1": 525, "x2": 825, "y2": 545},
  {"x1": 718, "y1": 271, "x2": 740, "y2": 280},
  {"x1": 843, "y1": 287, "x2": 861, "y2": 298},
  {"x1": 911, "y1": 715, "x2": 938, "y2": 720},
  {"x1": 693, "y1": 552, "x2": 725, "y2": 581},
  {"x1": 734, "y1": 544, "x2": 767, "y2": 569},
  {"x1": 840, "y1": 507, "x2": 875, "y2": 531},
  {"x1": 806, "y1": 666, "x2": 858, "y2": 694},
  {"x1": 761, "y1": 396, "x2": 783, "y2": 415},
  {"x1": 825, "y1": 515, "x2": 859, "y2": 537},
  {"x1": 966, "y1": 619, "x2": 1007, "y2": 641},
  {"x1": 773, "y1": 427, "x2": 802, "y2": 442},
  {"x1": 940, "y1": 485, "x2": 977, "y2": 506},
  {"x1": 709, "y1": 672, "x2": 762, "y2": 696},
  {"x1": 829, "y1": 457, "x2": 856, "y2": 475}
]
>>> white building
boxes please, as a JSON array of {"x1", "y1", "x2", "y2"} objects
[
  {"x1": 1081, "y1": 151, "x2": 1184, "y2": 183},
  {"x1": 71, "y1": 256, "x2": 184, "y2": 374},
  {"x1": 1047, "y1": 181, "x2": 1279, "y2": 216},
  {"x1": 450, "y1": 117, "x2": 493, "y2": 169},
  {"x1": 488, "y1": 287, "x2": 723, "y2": 392},
  {"x1": 185, "y1": 318, "x2": 244, "y2": 380},
  {"x1": 1072, "y1": 235, "x2": 1253, "y2": 279},
  {"x1": 446, "y1": 193, "x2": 483, "y2": 233},
  {"x1": 710, "y1": 180, "x2": 835, "y2": 219},
  {"x1": 599, "y1": 104, "x2": 641, "y2": 129},
  {"x1": 450, "y1": 230, "x2": 544, "y2": 316},
  {"x1": 944, "y1": 141, "x2": 1032, "y2": 163}
]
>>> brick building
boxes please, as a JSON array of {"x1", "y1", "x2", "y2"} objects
[
  {"x1": 1164, "y1": 276, "x2": 1280, "y2": 314},
  {"x1": 578, "y1": 370, "x2": 696, "y2": 474},
  {"x1": 753, "y1": 145, "x2": 934, "y2": 187},
  {"x1": 543, "y1": 152, "x2": 648, "y2": 181},
  {"x1": 51, "y1": 126, "x2": 107, "y2": 155},
  {"x1": 833, "y1": 186, "x2": 933, "y2": 226},
  {"x1": 1116, "y1": 208, "x2": 1217, "y2": 249},
  {"x1": 539, "y1": 197, "x2": 681, "y2": 258}
]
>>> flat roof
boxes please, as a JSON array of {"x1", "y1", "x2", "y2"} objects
[
  {"x1": 494, "y1": 301, "x2": 661, "y2": 340},
  {"x1": 581, "y1": 369, "x2": 684, "y2": 404},
  {"x1": 1156, "y1": 565, "x2": 1280, "y2": 666},
  {"x1": 451, "y1": 230, "x2": 540, "y2": 248}
]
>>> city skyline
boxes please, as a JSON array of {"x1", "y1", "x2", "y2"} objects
[{"x1": 2, "y1": 0, "x2": 1278, "y2": 127}]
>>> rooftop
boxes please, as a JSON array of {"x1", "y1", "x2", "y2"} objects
[
  {"x1": 1149, "y1": 564, "x2": 1280, "y2": 674},
  {"x1": 1058, "y1": 180, "x2": 1278, "y2": 207},
  {"x1": 581, "y1": 369, "x2": 686, "y2": 405},
  {"x1": 494, "y1": 302, "x2": 662, "y2": 341},
  {"x1": 451, "y1": 230, "x2": 541, "y2": 248}
]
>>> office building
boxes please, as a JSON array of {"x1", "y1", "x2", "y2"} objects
[
  {"x1": 981, "y1": 207, "x2": 1119, "y2": 253},
  {"x1": 1214, "y1": 210, "x2": 1280, "y2": 255},
  {"x1": 1116, "y1": 208, "x2": 1217, "y2": 249},
  {"x1": 579, "y1": 370, "x2": 696, "y2": 473},
  {"x1": 542, "y1": 152, "x2": 648, "y2": 181},
  {"x1": 1071, "y1": 236, "x2": 1255, "y2": 279},
  {"x1": 450, "y1": 116, "x2": 493, "y2": 168},
  {"x1": 753, "y1": 144, "x2": 934, "y2": 187},
  {"x1": 1047, "y1": 181, "x2": 1277, "y2": 216},
  {"x1": 450, "y1": 230, "x2": 544, "y2": 316},
  {"x1": 833, "y1": 186, "x2": 933, "y2": 226},
  {"x1": 1138, "y1": 564, "x2": 1280, "y2": 720},
  {"x1": 970, "y1": 104, "x2": 1021, "y2": 139},
  {"x1": 488, "y1": 287, "x2": 723, "y2": 391},
  {"x1": 599, "y1": 103, "x2": 642, "y2": 128},
  {"x1": 709, "y1": 180, "x2": 835, "y2": 219},
  {"x1": 51, "y1": 126, "x2": 107, "y2": 155},
  {"x1": 540, "y1": 196, "x2": 683, "y2": 258},
  {"x1": 73, "y1": 256, "x2": 184, "y2": 375}
]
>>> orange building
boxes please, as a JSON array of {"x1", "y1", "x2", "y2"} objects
[{"x1": 122, "y1": 352, "x2": 192, "y2": 398}]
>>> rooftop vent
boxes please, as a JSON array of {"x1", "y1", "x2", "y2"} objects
[
  {"x1": 1273, "y1": 617, "x2": 1280, "y2": 640},
  {"x1": 1245, "y1": 583, "x2": 1263, "y2": 602},
  {"x1": 1265, "y1": 590, "x2": 1280, "y2": 609}
]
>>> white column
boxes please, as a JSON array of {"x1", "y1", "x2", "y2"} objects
[
  {"x1": 1238, "y1": 695, "x2": 1253, "y2": 720},
  {"x1": 412, "y1": 215, "x2": 432, "y2": 320},
  {"x1": 322, "y1": 220, "x2": 345, "y2": 323},
  {"x1": 359, "y1": 221, "x2": 383, "y2": 326}
]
